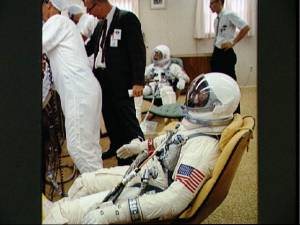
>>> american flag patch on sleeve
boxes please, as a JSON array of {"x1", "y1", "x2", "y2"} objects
[{"x1": 175, "y1": 164, "x2": 205, "y2": 193}]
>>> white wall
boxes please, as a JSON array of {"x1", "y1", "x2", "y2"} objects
[{"x1": 139, "y1": 0, "x2": 257, "y2": 87}]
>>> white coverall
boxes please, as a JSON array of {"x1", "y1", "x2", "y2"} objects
[
  {"x1": 77, "y1": 13, "x2": 98, "y2": 40},
  {"x1": 42, "y1": 14, "x2": 103, "y2": 173},
  {"x1": 76, "y1": 13, "x2": 98, "y2": 69},
  {"x1": 44, "y1": 121, "x2": 222, "y2": 224}
]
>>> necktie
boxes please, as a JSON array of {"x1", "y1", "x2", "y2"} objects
[
  {"x1": 214, "y1": 16, "x2": 220, "y2": 45},
  {"x1": 100, "y1": 19, "x2": 107, "y2": 63}
]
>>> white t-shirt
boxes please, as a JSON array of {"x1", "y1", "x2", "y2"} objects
[{"x1": 214, "y1": 9, "x2": 248, "y2": 49}]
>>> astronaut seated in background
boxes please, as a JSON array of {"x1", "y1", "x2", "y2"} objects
[
  {"x1": 143, "y1": 45, "x2": 190, "y2": 101},
  {"x1": 43, "y1": 72, "x2": 240, "y2": 224}
]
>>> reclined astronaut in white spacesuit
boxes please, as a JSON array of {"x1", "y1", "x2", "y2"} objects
[
  {"x1": 43, "y1": 72, "x2": 241, "y2": 224},
  {"x1": 143, "y1": 45, "x2": 190, "y2": 99}
]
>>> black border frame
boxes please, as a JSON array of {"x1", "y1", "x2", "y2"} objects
[
  {"x1": 258, "y1": 0, "x2": 298, "y2": 223},
  {"x1": 0, "y1": 0, "x2": 298, "y2": 223},
  {"x1": 0, "y1": 1, "x2": 42, "y2": 224}
]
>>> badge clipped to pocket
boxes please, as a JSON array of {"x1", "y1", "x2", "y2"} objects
[{"x1": 110, "y1": 35, "x2": 118, "y2": 47}]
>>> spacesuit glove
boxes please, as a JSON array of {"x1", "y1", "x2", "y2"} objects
[
  {"x1": 117, "y1": 138, "x2": 147, "y2": 159},
  {"x1": 176, "y1": 78, "x2": 186, "y2": 90}
]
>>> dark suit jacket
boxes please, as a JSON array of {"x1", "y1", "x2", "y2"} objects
[{"x1": 86, "y1": 8, "x2": 146, "y2": 99}]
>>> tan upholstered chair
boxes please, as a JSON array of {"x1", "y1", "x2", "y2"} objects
[
  {"x1": 152, "y1": 114, "x2": 255, "y2": 224},
  {"x1": 42, "y1": 114, "x2": 255, "y2": 224}
]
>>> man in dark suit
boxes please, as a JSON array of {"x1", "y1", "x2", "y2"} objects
[{"x1": 83, "y1": 0, "x2": 145, "y2": 165}]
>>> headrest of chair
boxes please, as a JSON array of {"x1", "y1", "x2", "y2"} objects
[
  {"x1": 218, "y1": 113, "x2": 244, "y2": 151},
  {"x1": 179, "y1": 115, "x2": 255, "y2": 219}
]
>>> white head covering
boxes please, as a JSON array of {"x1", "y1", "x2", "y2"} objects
[
  {"x1": 152, "y1": 44, "x2": 171, "y2": 68},
  {"x1": 68, "y1": 4, "x2": 85, "y2": 17},
  {"x1": 50, "y1": 0, "x2": 67, "y2": 11}
]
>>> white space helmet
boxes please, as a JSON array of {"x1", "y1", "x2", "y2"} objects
[
  {"x1": 152, "y1": 45, "x2": 171, "y2": 67},
  {"x1": 183, "y1": 72, "x2": 241, "y2": 126}
]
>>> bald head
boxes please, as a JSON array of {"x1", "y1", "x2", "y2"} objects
[{"x1": 84, "y1": 0, "x2": 112, "y2": 19}]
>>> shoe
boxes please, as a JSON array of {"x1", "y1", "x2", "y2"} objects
[{"x1": 102, "y1": 149, "x2": 116, "y2": 160}]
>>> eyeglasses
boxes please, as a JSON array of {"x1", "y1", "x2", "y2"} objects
[{"x1": 87, "y1": 3, "x2": 97, "y2": 13}]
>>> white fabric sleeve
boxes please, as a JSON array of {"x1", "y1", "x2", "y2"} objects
[
  {"x1": 145, "y1": 64, "x2": 154, "y2": 80},
  {"x1": 169, "y1": 64, "x2": 190, "y2": 82},
  {"x1": 228, "y1": 11, "x2": 248, "y2": 30},
  {"x1": 77, "y1": 14, "x2": 98, "y2": 39},
  {"x1": 137, "y1": 137, "x2": 220, "y2": 221},
  {"x1": 42, "y1": 15, "x2": 69, "y2": 54}
]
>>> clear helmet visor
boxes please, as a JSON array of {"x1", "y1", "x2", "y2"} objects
[
  {"x1": 152, "y1": 50, "x2": 163, "y2": 65},
  {"x1": 152, "y1": 46, "x2": 170, "y2": 67},
  {"x1": 185, "y1": 75, "x2": 221, "y2": 113}
]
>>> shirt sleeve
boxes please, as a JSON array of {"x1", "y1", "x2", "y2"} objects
[
  {"x1": 42, "y1": 16, "x2": 69, "y2": 54},
  {"x1": 227, "y1": 12, "x2": 248, "y2": 30}
]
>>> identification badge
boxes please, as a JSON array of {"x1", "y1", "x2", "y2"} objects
[
  {"x1": 110, "y1": 36, "x2": 118, "y2": 47},
  {"x1": 113, "y1": 29, "x2": 122, "y2": 40}
]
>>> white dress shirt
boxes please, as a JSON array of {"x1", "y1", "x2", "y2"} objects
[
  {"x1": 214, "y1": 9, "x2": 248, "y2": 49},
  {"x1": 95, "y1": 6, "x2": 116, "y2": 69}
]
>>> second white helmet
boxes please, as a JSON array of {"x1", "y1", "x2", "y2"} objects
[
  {"x1": 183, "y1": 72, "x2": 241, "y2": 126},
  {"x1": 151, "y1": 45, "x2": 171, "y2": 68}
]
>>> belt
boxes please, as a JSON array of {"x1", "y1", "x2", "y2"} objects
[{"x1": 213, "y1": 46, "x2": 234, "y2": 53}]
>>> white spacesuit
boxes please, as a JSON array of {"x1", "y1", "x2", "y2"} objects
[
  {"x1": 43, "y1": 72, "x2": 241, "y2": 224},
  {"x1": 42, "y1": 0, "x2": 103, "y2": 173},
  {"x1": 143, "y1": 45, "x2": 190, "y2": 98}
]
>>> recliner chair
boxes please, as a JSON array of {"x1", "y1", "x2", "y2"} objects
[{"x1": 149, "y1": 114, "x2": 255, "y2": 224}]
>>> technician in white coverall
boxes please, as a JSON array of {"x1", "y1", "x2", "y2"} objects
[
  {"x1": 143, "y1": 45, "x2": 190, "y2": 97},
  {"x1": 43, "y1": 72, "x2": 240, "y2": 224},
  {"x1": 67, "y1": 4, "x2": 98, "y2": 41},
  {"x1": 42, "y1": 0, "x2": 103, "y2": 173}
]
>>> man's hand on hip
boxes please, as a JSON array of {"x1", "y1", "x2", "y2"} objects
[{"x1": 221, "y1": 41, "x2": 234, "y2": 51}]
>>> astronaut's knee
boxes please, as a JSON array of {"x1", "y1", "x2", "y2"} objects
[
  {"x1": 43, "y1": 203, "x2": 69, "y2": 224},
  {"x1": 68, "y1": 175, "x2": 90, "y2": 199}
]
